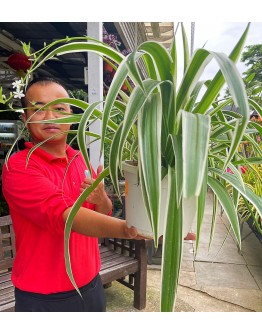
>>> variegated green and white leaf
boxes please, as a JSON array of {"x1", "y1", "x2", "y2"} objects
[
  {"x1": 161, "y1": 166, "x2": 183, "y2": 312},
  {"x1": 182, "y1": 111, "x2": 211, "y2": 198},
  {"x1": 207, "y1": 175, "x2": 241, "y2": 246},
  {"x1": 209, "y1": 167, "x2": 262, "y2": 219},
  {"x1": 138, "y1": 93, "x2": 162, "y2": 242}
]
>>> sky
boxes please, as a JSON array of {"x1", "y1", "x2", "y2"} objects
[
  {"x1": 174, "y1": 22, "x2": 261, "y2": 89},
  {"x1": 188, "y1": 22, "x2": 261, "y2": 77}
]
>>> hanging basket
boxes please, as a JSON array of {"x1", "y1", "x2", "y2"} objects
[{"x1": 7, "y1": 53, "x2": 31, "y2": 72}]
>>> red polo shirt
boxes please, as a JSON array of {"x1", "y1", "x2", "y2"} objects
[{"x1": 2, "y1": 142, "x2": 101, "y2": 294}]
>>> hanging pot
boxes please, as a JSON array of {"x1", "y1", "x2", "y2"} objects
[
  {"x1": 122, "y1": 161, "x2": 167, "y2": 239},
  {"x1": 122, "y1": 161, "x2": 197, "y2": 239},
  {"x1": 7, "y1": 53, "x2": 31, "y2": 72}
]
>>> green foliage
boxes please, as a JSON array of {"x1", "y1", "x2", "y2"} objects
[
  {"x1": 241, "y1": 44, "x2": 262, "y2": 83},
  {"x1": 238, "y1": 164, "x2": 262, "y2": 235},
  {"x1": 68, "y1": 89, "x2": 88, "y2": 102}
]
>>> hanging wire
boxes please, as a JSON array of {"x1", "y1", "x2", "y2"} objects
[
  {"x1": 174, "y1": 22, "x2": 180, "y2": 36},
  {"x1": 190, "y1": 22, "x2": 195, "y2": 56},
  {"x1": 135, "y1": 22, "x2": 138, "y2": 48}
]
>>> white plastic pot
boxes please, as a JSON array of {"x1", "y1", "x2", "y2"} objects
[{"x1": 122, "y1": 161, "x2": 167, "y2": 239}]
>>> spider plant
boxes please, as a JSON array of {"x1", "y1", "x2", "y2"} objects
[
  {"x1": 101, "y1": 22, "x2": 262, "y2": 311},
  {"x1": 6, "y1": 22, "x2": 262, "y2": 312},
  {"x1": 237, "y1": 164, "x2": 262, "y2": 235}
]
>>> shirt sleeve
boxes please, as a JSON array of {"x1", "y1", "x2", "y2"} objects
[{"x1": 2, "y1": 157, "x2": 75, "y2": 235}]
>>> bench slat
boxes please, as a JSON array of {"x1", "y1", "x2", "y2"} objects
[
  {"x1": 0, "y1": 280, "x2": 13, "y2": 291},
  {"x1": 0, "y1": 287, "x2": 15, "y2": 312},
  {"x1": 100, "y1": 250, "x2": 121, "y2": 261},
  {"x1": 101, "y1": 255, "x2": 137, "y2": 271},
  {"x1": 100, "y1": 261, "x2": 138, "y2": 285},
  {"x1": 0, "y1": 272, "x2": 12, "y2": 284},
  {"x1": 0, "y1": 259, "x2": 14, "y2": 271},
  {"x1": 0, "y1": 288, "x2": 14, "y2": 301},
  {"x1": 0, "y1": 300, "x2": 15, "y2": 312}
]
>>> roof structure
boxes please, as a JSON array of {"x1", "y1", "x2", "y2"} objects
[
  {"x1": 0, "y1": 22, "x2": 175, "y2": 89},
  {"x1": 0, "y1": 22, "x2": 176, "y2": 119},
  {"x1": 0, "y1": 22, "x2": 97, "y2": 92}
]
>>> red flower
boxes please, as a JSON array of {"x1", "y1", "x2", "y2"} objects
[
  {"x1": 226, "y1": 167, "x2": 233, "y2": 174},
  {"x1": 7, "y1": 53, "x2": 31, "y2": 72},
  {"x1": 103, "y1": 62, "x2": 114, "y2": 73},
  {"x1": 240, "y1": 166, "x2": 247, "y2": 173},
  {"x1": 121, "y1": 83, "x2": 128, "y2": 92}
]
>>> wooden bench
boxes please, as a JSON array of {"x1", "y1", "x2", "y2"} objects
[
  {"x1": 0, "y1": 215, "x2": 15, "y2": 312},
  {"x1": 0, "y1": 215, "x2": 149, "y2": 312}
]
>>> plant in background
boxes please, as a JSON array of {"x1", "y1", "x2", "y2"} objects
[
  {"x1": 241, "y1": 44, "x2": 262, "y2": 83},
  {"x1": 2, "y1": 23, "x2": 262, "y2": 312},
  {"x1": 0, "y1": 79, "x2": 25, "y2": 110},
  {"x1": 237, "y1": 164, "x2": 262, "y2": 235}
]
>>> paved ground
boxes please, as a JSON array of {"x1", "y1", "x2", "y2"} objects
[{"x1": 105, "y1": 190, "x2": 262, "y2": 312}]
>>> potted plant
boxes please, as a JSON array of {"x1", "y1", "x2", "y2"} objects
[{"x1": 3, "y1": 23, "x2": 262, "y2": 311}]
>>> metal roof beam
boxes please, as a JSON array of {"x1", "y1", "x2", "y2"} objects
[{"x1": 0, "y1": 31, "x2": 26, "y2": 53}]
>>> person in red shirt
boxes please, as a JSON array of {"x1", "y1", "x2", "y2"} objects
[{"x1": 2, "y1": 77, "x2": 137, "y2": 312}]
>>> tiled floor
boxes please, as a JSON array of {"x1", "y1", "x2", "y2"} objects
[{"x1": 190, "y1": 192, "x2": 262, "y2": 293}]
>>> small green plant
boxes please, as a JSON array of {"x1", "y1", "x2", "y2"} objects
[{"x1": 238, "y1": 164, "x2": 262, "y2": 235}]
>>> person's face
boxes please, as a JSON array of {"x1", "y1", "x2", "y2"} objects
[{"x1": 22, "y1": 82, "x2": 71, "y2": 145}]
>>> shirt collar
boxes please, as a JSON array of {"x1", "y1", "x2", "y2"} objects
[{"x1": 25, "y1": 142, "x2": 79, "y2": 163}]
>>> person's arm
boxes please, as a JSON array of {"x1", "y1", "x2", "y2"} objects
[{"x1": 63, "y1": 206, "x2": 137, "y2": 239}]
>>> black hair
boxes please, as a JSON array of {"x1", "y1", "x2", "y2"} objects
[
  {"x1": 17, "y1": 137, "x2": 26, "y2": 151},
  {"x1": 21, "y1": 77, "x2": 69, "y2": 109}
]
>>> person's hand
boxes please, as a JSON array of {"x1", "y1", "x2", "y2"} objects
[
  {"x1": 123, "y1": 225, "x2": 138, "y2": 239},
  {"x1": 81, "y1": 165, "x2": 107, "y2": 206},
  {"x1": 123, "y1": 224, "x2": 153, "y2": 240}
]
